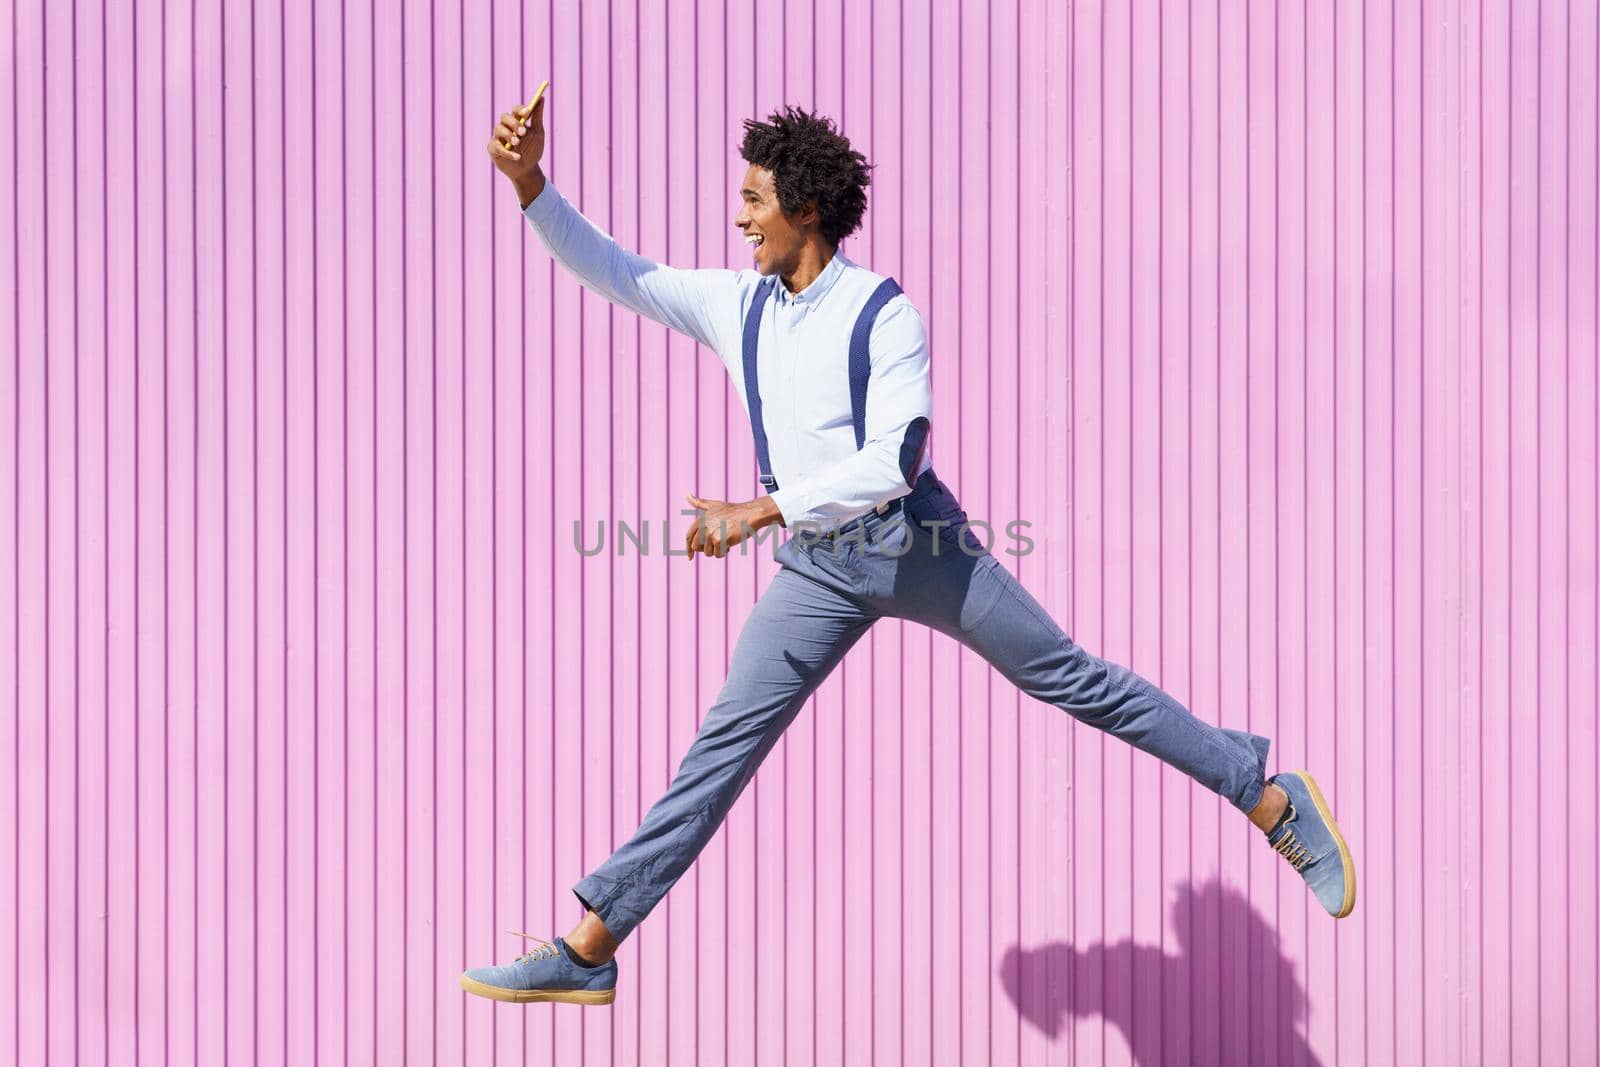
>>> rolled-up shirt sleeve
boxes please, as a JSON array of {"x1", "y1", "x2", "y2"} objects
[
  {"x1": 767, "y1": 299, "x2": 933, "y2": 528},
  {"x1": 522, "y1": 178, "x2": 736, "y2": 353}
]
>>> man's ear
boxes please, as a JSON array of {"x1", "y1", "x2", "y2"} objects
[{"x1": 796, "y1": 199, "x2": 821, "y2": 229}]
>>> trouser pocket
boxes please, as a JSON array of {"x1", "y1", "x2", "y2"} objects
[{"x1": 902, "y1": 491, "x2": 983, "y2": 554}]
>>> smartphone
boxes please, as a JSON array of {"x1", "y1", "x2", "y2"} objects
[{"x1": 504, "y1": 80, "x2": 550, "y2": 149}]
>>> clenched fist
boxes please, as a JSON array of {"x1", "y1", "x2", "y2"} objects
[
  {"x1": 683, "y1": 494, "x2": 785, "y2": 560},
  {"x1": 487, "y1": 87, "x2": 549, "y2": 208}
]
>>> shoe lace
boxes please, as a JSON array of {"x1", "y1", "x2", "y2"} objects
[
  {"x1": 508, "y1": 930, "x2": 560, "y2": 965},
  {"x1": 1270, "y1": 806, "x2": 1313, "y2": 872}
]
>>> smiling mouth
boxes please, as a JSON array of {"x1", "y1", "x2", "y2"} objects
[{"x1": 744, "y1": 233, "x2": 765, "y2": 251}]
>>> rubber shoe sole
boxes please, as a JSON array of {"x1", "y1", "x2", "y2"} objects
[
  {"x1": 1296, "y1": 770, "x2": 1357, "y2": 919},
  {"x1": 459, "y1": 973, "x2": 617, "y2": 1005}
]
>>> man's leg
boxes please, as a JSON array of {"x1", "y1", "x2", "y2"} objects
[
  {"x1": 566, "y1": 562, "x2": 876, "y2": 957},
  {"x1": 892, "y1": 547, "x2": 1271, "y2": 814},
  {"x1": 920, "y1": 547, "x2": 1358, "y2": 916}
]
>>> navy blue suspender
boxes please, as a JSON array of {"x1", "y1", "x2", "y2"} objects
[
  {"x1": 848, "y1": 277, "x2": 904, "y2": 449},
  {"x1": 740, "y1": 274, "x2": 904, "y2": 494},
  {"x1": 740, "y1": 277, "x2": 780, "y2": 491}
]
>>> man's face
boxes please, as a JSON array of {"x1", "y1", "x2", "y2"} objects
[{"x1": 733, "y1": 164, "x2": 811, "y2": 276}]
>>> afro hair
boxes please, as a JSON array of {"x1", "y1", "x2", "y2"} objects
[{"x1": 739, "y1": 106, "x2": 872, "y2": 247}]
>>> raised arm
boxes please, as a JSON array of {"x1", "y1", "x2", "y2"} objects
[{"x1": 488, "y1": 90, "x2": 737, "y2": 353}]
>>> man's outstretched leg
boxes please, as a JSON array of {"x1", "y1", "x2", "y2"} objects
[
  {"x1": 965, "y1": 555, "x2": 1355, "y2": 917},
  {"x1": 461, "y1": 556, "x2": 877, "y2": 1003},
  {"x1": 880, "y1": 522, "x2": 1356, "y2": 919}
]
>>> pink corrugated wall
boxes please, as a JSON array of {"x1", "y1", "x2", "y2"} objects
[{"x1": 1, "y1": 0, "x2": 1594, "y2": 1063}]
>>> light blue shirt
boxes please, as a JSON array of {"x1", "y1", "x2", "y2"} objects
[{"x1": 522, "y1": 180, "x2": 935, "y2": 531}]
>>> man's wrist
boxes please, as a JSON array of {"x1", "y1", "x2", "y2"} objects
[
  {"x1": 746, "y1": 495, "x2": 785, "y2": 529},
  {"x1": 513, "y1": 166, "x2": 547, "y2": 210}
]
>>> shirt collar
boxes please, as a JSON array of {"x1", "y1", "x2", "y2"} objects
[{"x1": 774, "y1": 249, "x2": 850, "y2": 309}]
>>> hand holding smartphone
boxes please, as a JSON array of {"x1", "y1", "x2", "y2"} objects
[
  {"x1": 502, "y1": 80, "x2": 550, "y2": 150},
  {"x1": 488, "y1": 80, "x2": 551, "y2": 201}
]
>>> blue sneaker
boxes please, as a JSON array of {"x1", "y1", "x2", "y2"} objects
[
  {"x1": 1264, "y1": 772, "x2": 1357, "y2": 919},
  {"x1": 459, "y1": 933, "x2": 618, "y2": 1005}
]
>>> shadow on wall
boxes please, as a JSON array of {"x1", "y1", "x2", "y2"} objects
[{"x1": 998, "y1": 880, "x2": 1322, "y2": 1067}]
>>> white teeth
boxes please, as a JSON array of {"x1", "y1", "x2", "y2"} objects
[{"x1": 745, "y1": 234, "x2": 763, "y2": 246}]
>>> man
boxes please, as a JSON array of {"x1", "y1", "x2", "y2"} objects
[{"x1": 460, "y1": 95, "x2": 1356, "y2": 1007}]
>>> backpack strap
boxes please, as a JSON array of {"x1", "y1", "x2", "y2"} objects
[
  {"x1": 849, "y1": 278, "x2": 904, "y2": 448},
  {"x1": 741, "y1": 276, "x2": 779, "y2": 491}
]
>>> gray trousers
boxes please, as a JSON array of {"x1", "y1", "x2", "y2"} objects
[{"x1": 573, "y1": 472, "x2": 1270, "y2": 944}]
